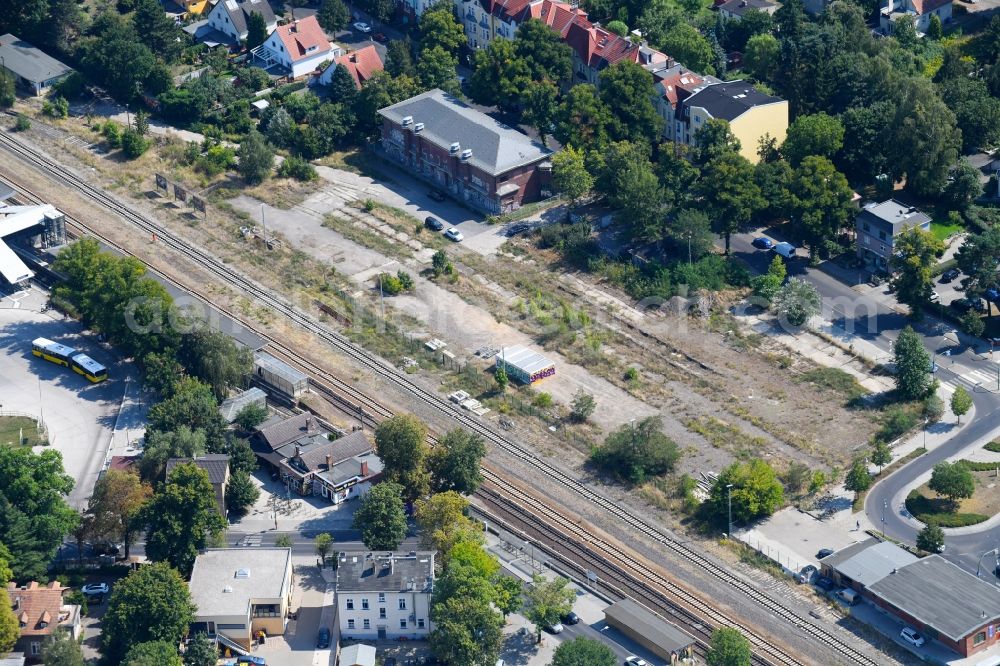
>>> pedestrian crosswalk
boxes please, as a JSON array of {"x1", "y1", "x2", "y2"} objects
[{"x1": 939, "y1": 366, "x2": 1000, "y2": 395}]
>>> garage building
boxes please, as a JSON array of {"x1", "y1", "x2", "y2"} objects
[
  {"x1": 604, "y1": 598, "x2": 695, "y2": 663},
  {"x1": 495, "y1": 345, "x2": 555, "y2": 384}
]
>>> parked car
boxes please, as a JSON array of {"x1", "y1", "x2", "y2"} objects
[
  {"x1": 428, "y1": 189, "x2": 446, "y2": 202},
  {"x1": 624, "y1": 658, "x2": 649, "y2": 666},
  {"x1": 751, "y1": 237, "x2": 774, "y2": 250},
  {"x1": 901, "y1": 627, "x2": 925, "y2": 647},
  {"x1": 929, "y1": 291, "x2": 940, "y2": 303},
  {"x1": 816, "y1": 548, "x2": 834, "y2": 559},
  {"x1": 951, "y1": 297, "x2": 976, "y2": 313},
  {"x1": 373, "y1": 32, "x2": 388, "y2": 42},
  {"x1": 316, "y1": 627, "x2": 330, "y2": 649},
  {"x1": 546, "y1": 622, "x2": 564, "y2": 634},
  {"x1": 797, "y1": 565, "x2": 817, "y2": 584},
  {"x1": 81, "y1": 583, "x2": 109, "y2": 596},
  {"x1": 353, "y1": 21, "x2": 372, "y2": 32},
  {"x1": 563, "y1": 611, "x2": 580, "y2": 625},
  {"x1": 814, "y1": 576, "x2": 836, "y2": 592},
  {"x1": 940, "y1": 267, "x2": 961, "y2": 283},
  {"x1": 237, "y1": 656, "x2": 267, "y2": 665},
  {"x1": 444, "y1": 228, "x2": 464, "y2": 242},
  {"x1": 424, "y1": 216, "x2": 444, "y2": 231}
]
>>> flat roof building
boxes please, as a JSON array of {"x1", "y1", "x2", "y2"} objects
[
  {"x1": 855, "y1": 199, "x2": 931, "y2": 271},
  {"x1": 0, "y1": 34, "x2": 74, "y2": 96},
  {"x1": 603, "y1": 598, "x2": 695, "y2": 662},
  {"x1": 495, "y1": 345, "x2": 555, "y2": 384},
  {"x1": 253, "y1": 352, "x2": 308, "y2": 402},
  {"x1": 821, "y1": 538, "x2": 917, "y2": 589}
]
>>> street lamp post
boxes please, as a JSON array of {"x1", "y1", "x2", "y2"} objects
[
  {"x1": 923, "y1": 417, "x2": 928, "y2": 453},
  {"x1": 977, "y1": 548, "x2": 999, "y2": 579},
  {"x1": 726, "y1": 484, "x2": 734, "y2": 539},
  {"x1": 882, "y1": 499, "x2": 887, "y2": 538}
]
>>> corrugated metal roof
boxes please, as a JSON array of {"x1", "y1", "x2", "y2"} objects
[
  {"x1": 498, "y1": 345, "x2": 554, "y2": 375},
  {"x1": 826, "y1": 539, "x2": 917, "y2": 588}
]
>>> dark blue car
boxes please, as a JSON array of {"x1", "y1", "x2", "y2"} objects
[{"x1": 752, "y1": 237, "x2": 774, "y2": 250}]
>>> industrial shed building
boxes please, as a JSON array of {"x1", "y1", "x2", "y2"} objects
[
  {"x1": 253, "y1": 352, "x2": 308, "y2": 402},
  {"x1": 495, "y1": 345, "x2": 555, "y2": 384},
  {"x1": 604, "y1": 598, "x2": 695, "y2": 663}
]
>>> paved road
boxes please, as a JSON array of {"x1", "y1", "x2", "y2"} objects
[{"x1": 730, "y1": 229, "x2": 1000, "y2": 575}]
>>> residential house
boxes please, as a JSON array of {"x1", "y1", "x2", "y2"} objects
[
  {"x1": 821, "y1": 539, "x2": 1000, "y2": 657},
  {"x1": 649, "y1": 64, "x2": 717, "y2": 141},
  {"x1": 252, "y1": 16, "x2": 337, "y2": 78},
  {"x1": 673, "y1": 79, "x2": 788, "y2": 164},
  {"x1": 565, "y1": 21, "x2": 669, "y2": 86},
  {"x1": 165, "y1": 454, "x2": 231, "y2": 517},
  {"x1": 880, "y1": 0, "x2": 951, "y2": 34},
  {"x1": 219, "y1": 387, "x2": 268, "y2": 424},
  {"x1": 6, "y1": 582, "x2": 81, "y2": 663},
  {"x1": 188, "y1": 548, "x2": 293, "y2": 652},
  {"x1": 378, "y1": 89, "x2": 553, "y2": 214},
  {"x1": 454, "y1": 0, "x2": 526, "y2": 48},
  {"x1": 0, "y1": 34, "x2": 74, "y2": 96},
  {"x1": 855, "y1": 199, "x2": 931, "y2": 271},
  {"x1": 717, "y1": 0, "x2": 779, "y2": 20},
  {"x1": 204, "y1": 0, "x2": 278, "y2": 46},
  {"x1": 183, "y1": 0, "x2": 213, "y2": 17},
  {"x1": 336, "y1": 551, "x2": 435, "y2": 640},
  {"x1": 251, "y1": 414, "x2": 383, "y2": 503},
  {"x1": 318, "y1": 45, "x2": 384, "y2": 89}
]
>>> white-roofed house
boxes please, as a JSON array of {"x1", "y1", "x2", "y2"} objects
[{"x1": 204, "y1": 0, "x2": 277, "y2": 45}]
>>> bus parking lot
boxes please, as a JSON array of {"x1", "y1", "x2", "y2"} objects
[{"x1": 0, "y1": 285, "x2": 145, "y2": 507}]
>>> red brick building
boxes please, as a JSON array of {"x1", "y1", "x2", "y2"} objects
[{"x1": 378, "y1": 89, "x2": 553, "y2": 214}]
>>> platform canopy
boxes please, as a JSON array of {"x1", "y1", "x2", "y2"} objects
[{"x1": 0, "y1": 204, "x2": 58, "y2": 284}]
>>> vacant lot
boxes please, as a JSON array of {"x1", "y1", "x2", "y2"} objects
[{"x1": 0, "y1": 415, "x2": 46, "y2": 447}]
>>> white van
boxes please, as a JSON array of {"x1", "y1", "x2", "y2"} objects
[
  {"x1": 773, "y1": 242, "x2": 797, "y2": 260},
  {"x1": 836, "y1": 588, "x2": 859, "y2": 605}
]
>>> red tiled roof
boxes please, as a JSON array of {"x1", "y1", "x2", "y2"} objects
[
  {"x1": 911, "y1": 0, "x2": 950, "y2": 13},
  {"x1": 523, "y1": 0, "x2": 588, "y2": 36},
  {"x1": 333, "y1": 45, "x2": 383, "y2": 89},
  {"x1": 275, "y1": 16, "x2": 331, "y2": 62},
  {"x1": 656, "y1": 69, "x2": 707, "y2": 107},
  {"x1": 7, "y1": 582, "x2": 68, "y2": 637},
  {"x1": 109, "y1": 455, "x2": 139, "y2": 471},
  {"x1": 491, "y1": 0, "x2": 534, "y2": 23}
]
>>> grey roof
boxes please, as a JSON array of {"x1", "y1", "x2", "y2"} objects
[
  {"x1": 857, "y1": 199, "x2": 931, "y2": 234},
  {"x1": 336, "y1": 551, "x2": 435, "y2": 593},
  {"x1": 214, "y1": 0, "x2": 276, "y2": 36},
  {"x1": 604, "y1": 598, "x2": 696, "y2": 653},
  {"x1": 316, "y1": 450, "x2": 384, "y2": 487},
  {"x1": 0, "y1": 183, "x2": 15, "y2": 201},
  {"x1": 340, "y1": 644, "x2": 376, "y2": 666},
  {"x1": 165, "y1": 454, "x2": 230, "y2": 485},
  {"x1": 0, "y1": 34, "x2": 73, "y2": 84},
  {"x1": 718, "y1": 0, "x2": 778, "y2": 15},
  {"x1": 189, "y1": 548, "x2": 291, "y2": 617},
  {"x1": 868, "y1": 556, "x2": 1000, "y2": 641},
  {"x1": 254, "y1": 352, "x2": 309, "y2": 387},
  {"x1": 256, "y1": 412, "x2": 322, "y2": 450},
  {"x1": 497, "y1": 345, "x2": 555, "y2": 375},
  {"x1": 219, "y1": 387, "x2": 268, "y2": 423},
  {"x1": 281, "y1": 429, "x2": 374, "y2": 475},
  {"x1": 683, "y1": 80, "x2": 783, "y2": 122},
  {"x1": 378, "y1": 89, "x2": 552, "y2": 176},
  {"x1": 823, "y1": 539, "x2": 917, "y2": 588}
]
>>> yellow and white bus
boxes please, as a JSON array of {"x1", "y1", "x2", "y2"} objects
[
  {"x1": 70, "y1": 354, "x2": 108, "y2": 383},
  {"x1": 32, "y1": 337, "x2": 78, "y2": 367}
]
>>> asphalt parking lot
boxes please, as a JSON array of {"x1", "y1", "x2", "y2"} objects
[{"x1": 0, "y1": 286, "x2": 145, "y2": 507}]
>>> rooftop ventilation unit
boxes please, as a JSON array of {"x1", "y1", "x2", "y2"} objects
[
  {"x1": 401, "y1": 116, "x2": 413, "y2": 126},
  {"x1": 413, "y1": 122, "x2": 424, "y2": 132},
  {"x1": 449, "y1": 142, "x2": 461, "y2": 154},
  {"x1": 460, "y1": 149, "x2": 473, "y2": 160}
]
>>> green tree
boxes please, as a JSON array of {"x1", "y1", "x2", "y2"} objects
[
  {"x1": 120, "y1": 128, "x2": 150, "y2": 159},
  {"x1": 781, "y1": 113, "x2": 844, "y2": 166},
  {"x1": 182, "y1": 633, "x2": 217, "y2": 666},
  {"x1": 929, "y1": 461, "x2": 975, "y2": 508},
  {"x1": 86, "y1": 469, "x2": 152, "y2": 559},
  {"x1": 590, "y1": 417, "x2": 681, "y2": 485},
  {"x1": 178, "y1": 327, "x2": 253, "y2": 401},
  {"x1": 139, "y1": 464, "x2": 227, "y2": 577},
  {"x1": 468, "y1": 38, "x2": 530, "y2": 110},
  {"x1": 552, "y1": 145, "x2": 594, "y2": 206},
  {"x1": 314, "y1": 533, "x2": 333, "y2": 566},
  {"x1": 708, "y1": 627, "x2": 752, "y2": 666},
  {"x1": 0, "y1": 596, "x2": 16, "y2": 654},
  {"x1": 844, "y1": 458, "x2": 872, "y2": 496},
  {"x1": 956, "y1": 227, "x2": 1000, "y2": 304},
  {"x1": 133, "y1": 0, "x2": 183, "y2": 62},
  {"x1": 698, "y1": 151, "x2": 761, "y2": 254},
  {"x1": 606, "y1": 19, "x2": 628, "y2": 36},
  {"x1": 938, "y1": 78, "x2": 1000, "y2": 152},
  {"x1": 514, "y1": 19, "x2": 573, "y2": 83},
  {"x1": 894, "y1": 326, "x2": 933, "y2": 400},
  {"x1": 124, "y1": 641, "x2": 182, "y2": 666},
  {"x1": 890, "y1": 226, "x2": 944, "y2": 316},
  {"x1": 234, "y1": 403, "x2": 269, "y2": 431},
  {"x1": 139, "y1": 426, "x2": 208, "y2": 482},
  {"x1": 493, "y1": 574, "x2": 522, "y2": 618},
  {"x1": 41, "y1": 629, "x2": 85, "y2": 666},
  {"x1": 787, "y1": 156, "x2": 854, "y2": 258},
  {"x1": 385, "y1": 39, "x2": 415, "y2": 77},
  {"x1": 428, "y1": 429, "x2": 486, "y2": 495},
  {"x1": 328, "y1": 63, "x2": 359, "y2": 103},
  {"x1": 943, "y1": 160, "x2": 983, "y2": 210},
  {"x1": 551, "y1": 637, "x2": 616, "y2": 666},
  {"x1": 430, "y1": 585, "x2": 504, "y2": 665},
  {"x1": 0, "y1": 447, "x2": 77, "y2": 582},
  {"x1": 246, "y1": 11, "x2": 268, "y2": 49},
  {"x1": 102, "y1": 563, "x2": 196, "y2": 664},
  {"x1": 417, "y1": 45, "x2": 460, "y2": 92},
  {"x1": 570, "y1": 390, "x2": 596, "y2": 423},
  {"x1": 662, "y1": 22, "x2": 716, "y2": 74},
  {"x1": 415, "y1": 492, "x2": 482, "y2": 555},
  {"x1": 961, "y1": 309, "x2": 985, "y2": 338},
  {"x1": 374, "y1": 414, "x2": 429, "y2": 500},
  {"x1": 599, "y1": 141, "x2": 664, "y2": 241},
  {"x1": 927, "y1": 12, "x2": 943, "y2": 39},
  {"x1": 744, "y1": 33, "x2": 779, "y2": 81},
  {"x1": 494, "y1": 365, "x2": 509, "y2": 392},
  {"x1": 524, "y1": 575, "x2": 575, "y2": 641},
  {"x1": 147, "y1": 377, "x2": 228, "y2": 451},
  {"x1": 916, "y1": 523, "x2": 944, "y2": 553},
  {"x1": 773, "y1": 278, "x2": 820, "y2": 327},
  {"x1": 888, "y1": 77, "x2": 960, "y2": 197},
  {"x1": 237, "y1": 129, "x2": 274, "y2": 185},
  {"x1": 419, "y1": 3, "x2": 466, "y2": 55},
  {"x1": 554, "y1": 83, "x2": 613, "y2": 151},
  {"x1": 670, "y1": 208, "x2": 714, "y2": 262},
  {"x1": 599, "y1": 61, "x2": 663, "y2": 145},
  {"x1": 359, "y1": 0, "x2": 394, "y2": 22},
  {"x1": 522, "y1": 81, "x2": 559, "y2": 144},
  {"x1": 871, "y1": 440, "x2": 892, "y2": 474},
  {"x1": 951, "y1": 386, "x2": 972, "y2": 424},
  {"x1": 353, "y1": 481, "x2": 408, "y2": 550},
  {"x1": 0, "y1": 70, "x2": 14, "y2": 108},
  {"x1": 225, "y1": 470, "x2": 260, "y2": 515},
  {"x1": 317, "y1": 0, "x2": 350, "y2": 32},
  {"x1": 709, "y1": 459, "x2": 784, "y2": 525}
]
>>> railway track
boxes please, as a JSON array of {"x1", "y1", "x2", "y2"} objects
[{"x1": 0, "y1": 129, "x2": 882, "y2": 666}]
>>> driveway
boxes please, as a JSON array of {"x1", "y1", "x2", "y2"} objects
[{"x1": 257, "y1": 561, "x2": 333, "y2": 666}]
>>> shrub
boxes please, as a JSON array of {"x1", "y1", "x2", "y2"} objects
[
  {"x1": 120, "y1": 129, "x2": 150, "y2": 159},
  {"x1": 13, "y1": 116, "x2": 30, "y2": 131},
  {"x1": 102, "y1": 121, "x2": 122, "y2": 148},
  {"x1": 624, "y1": 367, "x2": 639, "y2": 382},
  {"x1": 877, "y1": 406, "x2": 919, "y2": 442},
  {"x1": 532, "y1": 392, "x2": 553, "y2": 408},
  {"x1": 41, "y1": 96, "x2": 69, "y2": 118},
  {"x1": 985, "y1": 441, "x2": 1000, "y2": 453},
  {"x1": 194, "y1": 144, "x2": 235, "y2": 176},
  {"x1": 377, "y1": 271, "x2": 413, "y2": 296},
  {"x1": 53, "y1": 72, "x2": 86, "y2": 99},
  {"x1": 276, "y1": 156, "x2": 318, "y2": 181}
]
